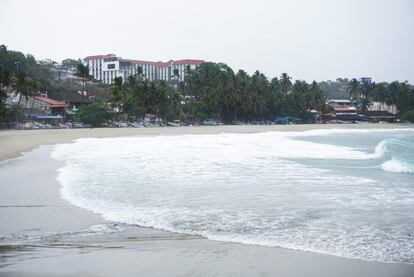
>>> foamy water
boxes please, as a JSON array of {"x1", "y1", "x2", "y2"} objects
[{"x1": 52, "y1": 129, "x2": 414, "y2": 263}]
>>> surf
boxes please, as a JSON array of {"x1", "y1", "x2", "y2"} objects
[{"x1": 51, "y1": 129, "x2": 414, "y2": 264}]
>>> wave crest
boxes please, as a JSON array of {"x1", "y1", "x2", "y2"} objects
[{"x1": 381, "y1": 159, "x2": 413, "y2": 174}]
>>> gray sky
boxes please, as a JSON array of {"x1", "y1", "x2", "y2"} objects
[{"x1": 1, "y1": 0, "x2": 413, "y2": 83}]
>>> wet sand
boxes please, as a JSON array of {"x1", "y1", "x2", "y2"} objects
[{"x1": 1, "y1": 124, "x2": 414, "y2": 276}]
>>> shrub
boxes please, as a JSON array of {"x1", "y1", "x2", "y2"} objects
[
  {"x1": 76, "y1": 102, "x2": 109, "y2": 127},
  {"x1": 401, "y1": 109, "x2": 414, "y2": 122}
]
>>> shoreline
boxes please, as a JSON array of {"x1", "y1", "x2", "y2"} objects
[
  {"x1": 1, "y1": 124, "x2": 414, "y2": 276},
  {"x1": 1, "y1": 123, "x2": 413, "y2": 161}
]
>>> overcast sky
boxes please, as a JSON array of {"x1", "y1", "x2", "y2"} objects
[{"x1": 1, "y1": 0, "x2": 413, "y2": 82}]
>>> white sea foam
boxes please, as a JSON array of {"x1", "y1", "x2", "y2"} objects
[
  {"x1": 288, "y1": 128, "x2": 413, "y2": 137},
  {"x1": 381, "y1": 159, "x2": 413, "y2": 174},
  {"x1": 52, "y1": 129, "x2": 414, "y2": 263}
]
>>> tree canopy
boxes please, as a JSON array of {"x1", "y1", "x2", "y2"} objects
[
  {"x1": 76, "y1": 102, "x2": 109, "y2": 126},
  {"x1": 1, "y1": 44, "x2": 414, "y2": 125},
  {"x1": 346, "y1": 79, "x2": 414, "y2": 114},
  {"x1": 105, "y1": 62, "x2": 329, "y2": 123}
]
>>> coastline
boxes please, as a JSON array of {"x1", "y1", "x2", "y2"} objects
[
  {"x1": 1, "y1": 124, "x2": 414, "y2": 276},
  {"x1": 1, "y1": 123, "x2": 413, "y2": 161}
]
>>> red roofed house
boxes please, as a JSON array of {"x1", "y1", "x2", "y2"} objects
[
  {"x1": 28, "y1": 95, "x2": 66, "y2": 118},
  {"x1": 7, "y1": 91, "x2": 66, "y2": 119},
  {"x1": 83, "y1": 54, "x2": 205, "y2": 84},
  {"x1": 325, "y1": 99, "x2": 360, "y2": 122}
]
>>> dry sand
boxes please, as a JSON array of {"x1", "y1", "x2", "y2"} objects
[{"x1": 1, "y1": 123, "x2": 414, "y2": 276}]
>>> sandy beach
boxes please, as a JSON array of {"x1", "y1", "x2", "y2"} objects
[
  {"x1": 1, "y1": 123, "x2": 414, "y2": 277},
  {"x1": 1, "y1": 123, "x2": 413, "y2": 161}
]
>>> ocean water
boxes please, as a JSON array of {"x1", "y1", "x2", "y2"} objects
[{"x1": 51, "y1": 128, "x2": 414, "y2": 263}]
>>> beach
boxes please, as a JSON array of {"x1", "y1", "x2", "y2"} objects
[
  {"x1": 1, "y1": 123, "x2": 413, "y2": 161},
  {"x1": 1, "y1": 124, "x2": 414, "y2": 277}
]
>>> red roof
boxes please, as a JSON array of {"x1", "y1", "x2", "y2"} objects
[
  {"x1": 84, "y1": 55, "x2": 205, "y2": 66},
  {"x1": 172, "y1": 59, "x2": 205, "y2": 65},
  {"x1": 84, "y1": 54, "x2": 116, "y2": 60},
  {"x1": 128, "y1": 59, "x2": 160, "y2": 66},
  {"x1": 156, "y1": 61, "x2": 170, "y2": 67},
  {"x1": 34, "y1": 95, "x2": 66, "y2": 107}
]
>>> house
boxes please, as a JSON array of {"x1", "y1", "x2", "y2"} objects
[
  {"x1": 6, "y1": 92, "x2": 66, "y2": 119},
  {"x1": 325, "y1": 99, "x2": 360, "y2": 122},
  {"x1": 51, "y1": 90, "x2": 90, "y2": 113},
  {"x1": 366, "y1": 102, "x2": 397, "y2": 122}
]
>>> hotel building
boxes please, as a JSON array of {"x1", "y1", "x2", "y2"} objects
[{"x1": 83, "y1": 54, "x2": 204, "y2": 84}]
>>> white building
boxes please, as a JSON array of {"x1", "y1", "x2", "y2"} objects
[{"x1": 83, "y1": 54, "x2": 204, "y2": 84}]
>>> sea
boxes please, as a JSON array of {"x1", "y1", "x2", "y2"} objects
[{"x1": 51, "y1": 128, "x2": 414, "y2": 264}]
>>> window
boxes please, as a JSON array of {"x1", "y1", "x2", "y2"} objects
[{"x1": 108, "y1": 63, "x2": 115, "y2": 69}]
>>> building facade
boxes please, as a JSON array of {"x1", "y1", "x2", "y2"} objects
[
  {"x1": 83, "y1": 54, "x2": 204, "y2": 84},
  {"x1": 326, "y1": 99, "x2": 359, "y2": 121}
]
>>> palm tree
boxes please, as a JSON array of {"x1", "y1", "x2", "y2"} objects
[
  {"x1": 246, "y1": 71, "x2": 269, "y2": 118},
  {"x1": 359, "y1": 82, "x2": 373, "y2": 99},
  {"x1": 291, "y1": 80, "x2": 308, "y2": 112},
  {"x1": 222, "y1": 70, "x2": 238, "y2": 121},
  {"x1": 280, "y1": 73, "x2": 292, "y2": 94},
  {"x1": 75, "y1": 63, "x2": 91, "y2": 103},
  {"x1": 172, "y1": 68, "x2": 180, "y2": 84},
  {"x1": 309, "y1": 80, "x2": 326, "y2": 112},
  {"x1": 136, "y1": 66, "x2": 143, "y2": 81},
  {"x1": 14, "y1": 71, "x2": 28, "y2": 105},
  {"x1": 347, "y1": 78, "x2": 360, "y2": 100},
  {"x1": 279, "y1": 73, "x2": 292, "y2": 115},
  {"x1": 359, "y1": 97, "x2": 370, "y2": 114},
  {"x1": 235, "y1": 70, "x2": 250, "y2": 118},
  {"x1": 268, "y1": 77, "x2": 282, "y2": 115},
  {"x1": 109, "y1": 77, "x2": 125, "y2": 112},
  {"x1": 372, "y1": 83, "x2": 387, "y2": 110},
  {"x1": 27, "y1": 78, "x2": 38, "y2": 118},
  {"x1": 0, "y1": 68, "x2": 10, "y2": 120}
]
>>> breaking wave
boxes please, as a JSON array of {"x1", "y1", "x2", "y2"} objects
[
  {"x1": 51, "y1": 128, "x2": 414, "y2": 263},
  {"x1": 370, "y1": 137, "x2": 414, "y2": 174},
  {"x1": 381, "y1": 159, "x2": 413, "y2": 174}
]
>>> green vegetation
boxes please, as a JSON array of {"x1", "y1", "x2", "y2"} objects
[
  {"x1": 0, "y1": 45, "x2": 56, "y2": 84},
  {"x1": 108, "y1": 62, "x2": 327, "y2": 123},
  {"x1": 0, "y1": 87, "x2": 7, "y2": 121},
  {"x1": 1, "y1": 44, "x2": 414, "y2": 126},
  {"x1": 0, "y1": 45, "x2": 109, "y2": 124},
  {"x1": 110, "y1": 75, "x2": 181, "y2": 120},
  {"x1": 76, "y1": 102, "x2": 109, "y2": 126},
  {"x1": 401, "y1": 109, "x2": 414, "y2": 122},
  {"x1": 346, "y1": 79, "x2": 414, "y2": 114},
  {"x1": 75, "y1": 63, "x2": 91, "y2": 102},
  {"x1": 61, "y1": 59, "x2": 80, "y2": 70},
  {"x1": 319, "y1": 78, "x2": 349, "y2": 99}
]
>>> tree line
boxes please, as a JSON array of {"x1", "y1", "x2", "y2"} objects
[
  {"x1": 0, "y1": 45, "x2": 102, "y2": 122},
  {"x1": 0, "y1": 45, "x2": 55, "y2": 122},
  {"x1": 346, "y1": 78, "x2": 414, "y2": 115},
  {"x1": 2, "y1": 44, "x2": 414, "y2": 124},
  {"x1": 108, "y1": 62, "x2": 327, "y2": 123}
]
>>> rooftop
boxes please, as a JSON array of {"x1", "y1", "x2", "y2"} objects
[
  {"x1": 84, "y1": 54, "x2": 116, "y2": 61},
  {"x1": 33, "y1": 95, "x2": 66, "y2": 107},
  {"x1": 85, "y1": 55, "x2": 205, "y2": 66},
  {"x1": 172, "y1": 59, "x2": 205, "y2": 66}
]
